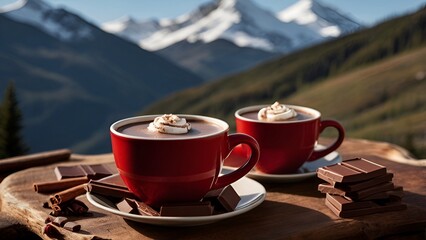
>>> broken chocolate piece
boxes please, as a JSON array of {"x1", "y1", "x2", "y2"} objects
[
  {"x1": 115, "y1": 198, "x2": 160, "y2": 216},
  {"x1": 85, "y1": 181, "x2": 137, "y2": 199},
  {"x1": 317, "y1": 158, "x2": 387, "y2": 183},
  {"x1": 325, "y1": 197, "x2": 406, "y2": 218},
  {"x1": 326, "y1": 194, "x2": 374, "y2": 211},
  {"x1": 69, "y1": 199, "x2": 89, "y2": 215},
  {"x1": 204, "y1": 186, "x2": 241, "y2": 212},
  {"x1": 63, "y1": 221, "x2": 81, "y2": 232},
  {"x1": 54, "y1": 164, "x2": 114, "y2": 180},
  {"x1": 52, "y1": 216, "x2": 68, "y2": 227},
  {"x1": 133, "y1": 200, "x2": 160, "y2": 216},
  {"x1": 116, "y1": 198, "x2": 138, "y2": 214},
  {"x1": 160, "y1": 202, "x2": 213, "y2": 217},
  {"x1": 319, "y1": 182, "x2": 395, "y2": 200}
]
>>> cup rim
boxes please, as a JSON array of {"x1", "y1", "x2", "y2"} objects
[
  {"x1": 235, "y1": 104, "x2": 321, "y2": 124},
  {"x1": 110, "y1": 114, "x2": 229, "y2": 140}
]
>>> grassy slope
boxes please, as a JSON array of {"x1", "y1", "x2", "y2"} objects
[
  {"x1": 286, "y1": 47, "x2": 426, "y2": 157},
  {"x1": 142, "y1": 7, "x2": 426, "y2": 158}
]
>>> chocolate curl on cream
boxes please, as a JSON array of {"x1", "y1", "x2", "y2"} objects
[
  {"x1": 258, "y1": 102, "x2": 297, "y2": 121},
  {"x1": 148, "y1": 114, "x2": 191, "y2": 134}
]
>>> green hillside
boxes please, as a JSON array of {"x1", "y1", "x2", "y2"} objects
[{"x1": 142, "y1": 6, "x2": 426, "y2": 158}]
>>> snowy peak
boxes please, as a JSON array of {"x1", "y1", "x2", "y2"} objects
[
  {"x1": 277, "y1": 0, "x2": 362, "y2": 37},
  {"x1": 0, "y1": 0, "x2": 94, "y2": 41},
  {"x1": 101, "y1": 0, "x2": 362, "y2": 53},
  {"x1": 101, "y1": 16, "x2": 161, "y2": 43},
  {"x1": 113, "y1": 0, "x2": 321, "y2": 52}
]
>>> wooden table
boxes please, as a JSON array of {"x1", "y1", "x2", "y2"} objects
[{"x1": 1, "y1": 138, "x2": 425, "y2": 239}]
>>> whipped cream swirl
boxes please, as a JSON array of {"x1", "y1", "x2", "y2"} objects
[
  {"x1": 148, "y1": 114, "x2": 191, "y2": 134},
  {"x1": 258, "y1": 102, "x2": 297, "y2": 121}
]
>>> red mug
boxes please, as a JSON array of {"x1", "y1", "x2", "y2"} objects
[
  {"x1": 110, "y1": 115, "x2": 259, "y2": 208},
  {"x1": 234, "y1": 105, "x2": 344, "y2": 174}
]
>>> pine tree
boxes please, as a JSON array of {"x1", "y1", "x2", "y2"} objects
[{"x1": 0, "y1": 82, "x2": 29, "y2": 159}]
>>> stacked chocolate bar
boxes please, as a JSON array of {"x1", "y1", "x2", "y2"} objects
[{"x1": 317, "y1": 158, "x2": 406, "y2": 218}]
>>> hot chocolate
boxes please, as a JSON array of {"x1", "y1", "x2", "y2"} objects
[
  {"x1": 241, "y1": 110, "x2": 314, "y2": 122},
  {"x1": 118, "y1": 119, "x2": 224, "y2": 139}
]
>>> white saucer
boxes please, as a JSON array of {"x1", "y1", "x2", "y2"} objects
[
  {"x1": 86, "y1": 172, "x2": 266, "y2": 227},
  {"x1": 224, "y1": 150, "x2": 342, "y2": 183}
]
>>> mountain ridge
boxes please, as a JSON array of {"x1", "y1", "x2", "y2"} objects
[{"x1": 102, "y1": 0, "x2": 362, "y2": 80}]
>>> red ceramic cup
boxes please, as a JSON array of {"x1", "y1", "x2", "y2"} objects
[
  {"x1": 110, "y1": 115, "x2": 259, "y2": 208},
  {"x1": 234, "y1": 105, "x2": 344, "y2": 174}
]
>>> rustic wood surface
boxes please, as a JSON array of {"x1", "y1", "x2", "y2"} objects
[{"x1": 0, "y1": 138, "x2": 425, "y2": 240}]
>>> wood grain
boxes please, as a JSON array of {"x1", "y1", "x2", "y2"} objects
[{"x1": 0, "y1": 139, "x2": 425, "y2": 239}]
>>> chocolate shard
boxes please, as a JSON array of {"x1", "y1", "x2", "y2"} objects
[
  {"x1": 69, "y1": 199, "x2": 89, "y2": 215},
  {"x1": 133, "y1": 200, "x2": 160, "y2": 216},
  {"x1": 160, "y1": 202, "x2": 213, "y2": 217},
  {"x1": 116, "y1": 198, "x2": 138, "y2": 214},
  {"x1": 63, "y1": 221, "x2": 81, "y2": 232},
  {"x1": 317, "y1": 158, "x2": 387, "y2": 183},
  {"x1": 204, "y1": 186, "x2": 241, "y2": 212},
  {"x1": 52, "y1": 216, "x2": 68, "y2": 227}
]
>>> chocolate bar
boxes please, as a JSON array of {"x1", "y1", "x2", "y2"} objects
[
  {"x1": 318, "y1": 157, "x2": 406, "y2": 218},
  {"x1": 318, "y1": 172, "x2": 393, "y2": 192},
  {"x1": 160, "y1": 202, "x2": 214, "y2": 217},
  {"x1": 85, "y1": 181, "x2": 137, "y2": 199},
  {"x1": 325, "y1": 196, "x2": 406, "y2": 218},
  {"x1": 317, "y1": 158, "x2": 387, "y2": 183},
  {"x1": 326, "y1": 194, "x2": 374, "y2": 211},
  {"x1": 54, "y1": 164, "x2": 115, "y2": 180},
  {"x1": 319, "y1": 182, "x2": 395, "y2": 200},
  {"x1": 204, "y1": 186, "x2": 241, "y2": 212}
]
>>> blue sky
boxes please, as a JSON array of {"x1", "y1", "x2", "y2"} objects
[{"x1": 1, "y1": 0, "x2": 425, "y2": 26}]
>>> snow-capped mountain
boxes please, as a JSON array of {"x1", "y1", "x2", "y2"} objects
[
  {"x1": 103, "y1": 0, "x2": 324, "y2": 53},
  {"x1": 277, "y1": 0, "x2": 362, "y2": 37},
  {"x1": 0, "y1": 0, "x2": 94, "y2": 41},
  {"x1": 102, "y1": 0, "x2": 362, "y2": 53}
]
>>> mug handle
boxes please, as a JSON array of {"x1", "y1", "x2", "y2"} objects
[
  {"x1": 211, "y1": 133, "x2": 259, "y2": 190},
  {"x1": 307, "y1": 120, "x2": 345, "y2": 162}
]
